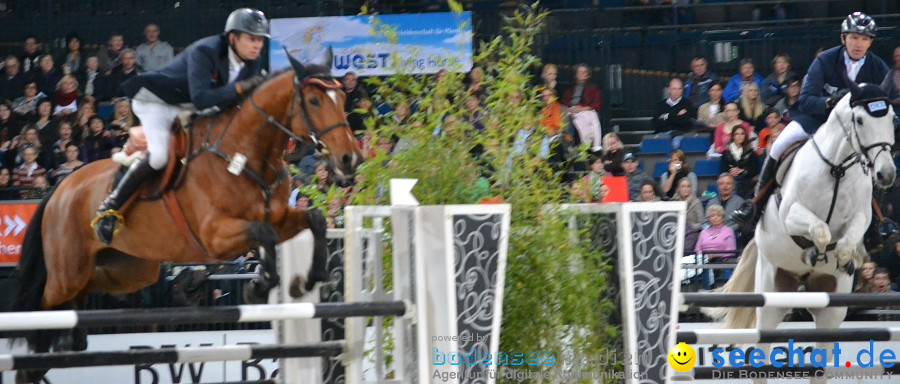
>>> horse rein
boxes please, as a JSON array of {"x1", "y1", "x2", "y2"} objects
[
  {"x1": 809, "y1": 103, "x2": 893, "y2": 225},
  {"x1": 249, "y1": 75, "x2": 349, "y2": 156},
  {"x1": 229, "y1": 74, "x2": 347, "y2": 223}
]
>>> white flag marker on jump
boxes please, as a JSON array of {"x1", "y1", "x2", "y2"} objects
[{"x1": 390, "y1": 179, "x2": 419, "y2": 206}]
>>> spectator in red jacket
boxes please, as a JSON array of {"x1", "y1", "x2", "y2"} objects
[{"x1": 561, "y1": 64, "x2": 602, "y2": 114}]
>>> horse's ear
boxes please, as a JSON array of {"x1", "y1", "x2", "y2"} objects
[
  {"x1": 842, "y1": 69, "x2": 862, "y2": 98},
  {"x1": 284, "y1": 47, "x2": 306, "y2": 79},
  {"x1": 882, "y1": 69, "x2": 896, "y2": 95},
  {"x1": 322, "y1": 46, "x2": 333, "y2": 69}
]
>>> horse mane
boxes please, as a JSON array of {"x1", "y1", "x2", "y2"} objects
[
  {"x1": 302, "y1": 64, "x2": 333, "y2": 79},
  {"x1": 251, "y1": 67, "x2": 294, "y2": 97},
  {"x1": 245, "y1": 64, "x2": 334, "y2": 99},
  {"x1": 203, "y1": 65, "x2": 334, "y2": 120}
]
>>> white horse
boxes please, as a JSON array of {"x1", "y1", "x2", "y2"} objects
[{"x1": 709, "y1": 76, "x2": 897, "y2": 383}]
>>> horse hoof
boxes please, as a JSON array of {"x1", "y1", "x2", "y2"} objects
[
  {"x1": 289, "y1": 275, "x2": 307, "y2": 299},
  {"x1": 242, "y1": 279, "x2": 270, "y2": 304},
  {"x1": 806, "y1": 249, "x2": 819, "y2": 267},
  {"x1": 16, "y1": 370, "x2": 45, "y2": 384},
  {"x1": 843, "y1": 261, "x2": 856, "y2": 276}
]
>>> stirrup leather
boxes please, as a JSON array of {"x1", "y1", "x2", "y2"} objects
[{"x1": 91, "y1": 209, "x2": 126, "y2": 237}]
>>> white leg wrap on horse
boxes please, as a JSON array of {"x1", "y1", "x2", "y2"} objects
[
  {"x1": 768, "y1": 120, "x2": 808, "y2": 159},
  {"x1": 131, "y1": 98, "x2": 182, "y2": 171}
]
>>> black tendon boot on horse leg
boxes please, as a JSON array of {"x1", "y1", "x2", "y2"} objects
[
  {"x1": 243, "y1": 222, "x2": 280, "y2": 304},
  {"x1": 307, "y1": 208, "x2": 329, "y2": 292},
  {"x1": 92, "y1": 156, "x2": 159, "y2": 244},
  {"x1": 733, "y1": 156, "x2": 780, "y2": 231}
]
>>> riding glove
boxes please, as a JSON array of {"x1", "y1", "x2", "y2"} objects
[
  {"x1": 235, "y1": 75, "x2": 266, "y2": 96},
  {"x1": 825, "y1": 88, "x2": 850, "y2": 112}
]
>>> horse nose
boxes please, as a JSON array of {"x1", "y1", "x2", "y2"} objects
[
  {"x1": 878, "y1": 171, "x2": 896, "y2": 187},
  {"x1": 342, "y1": 153, "x2": 359, "y2": 172}
]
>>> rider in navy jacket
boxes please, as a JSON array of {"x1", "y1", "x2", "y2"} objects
[
  {"x1": 734, "y1": 12, "x2": 897, "y2": 234},
  {"x1": 92, "y1": 8, "x2": 270, "y2": 245},
  {"x1": 791, "y1": 45, "x2": 895, "y2": 134},
  {"x1": 121, "y1": 34, "x2": 262, "y2": 111}
]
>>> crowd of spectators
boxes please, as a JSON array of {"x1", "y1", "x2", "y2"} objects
[{"x1": 0, "y1": 25, "x2": 177, "y2": 198}]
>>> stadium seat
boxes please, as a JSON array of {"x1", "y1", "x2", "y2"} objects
[
  {"x1": 653, "y1": 161, "x2": 668, "y2": 178},
  {"x1": 693, "y1": 160, "x2": 722, "y2": 177},
  {"x1": 640, "y1": 137, "x2": 671, "y2": 156},
  {"x1": 97, "y1": 103, "x2": 115, "y2": 120},
  {"x1": 680, "y1": 136, "x2": 711, "y2": 154}
]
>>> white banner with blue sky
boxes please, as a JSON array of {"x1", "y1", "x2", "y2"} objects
[{"x1": 269, "y1": 12, "x2": 473, "y2": 77}]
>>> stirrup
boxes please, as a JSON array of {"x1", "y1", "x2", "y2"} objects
[{"x1": 91, "y1": 209, "x2": 126, "y2": 235}]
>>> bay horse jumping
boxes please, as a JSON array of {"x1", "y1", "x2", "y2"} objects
[{"x1": 9, "y1": 53, "x2": 362, "y2": 383}]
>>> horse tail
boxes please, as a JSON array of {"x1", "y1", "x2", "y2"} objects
[
  {"x1": 9, "y1": 187, "x2": 55, "y2": 313},
  {"x1": 702, "y1": 239, "x2": 758, "y2": 329}
]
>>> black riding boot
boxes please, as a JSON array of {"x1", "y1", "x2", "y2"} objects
[
  {"x1": 733, "y1": 156, "x2": 779, "y2": 231},
  {"x1": 92, "y1": 157, "x2": 159, "y2": 244}
]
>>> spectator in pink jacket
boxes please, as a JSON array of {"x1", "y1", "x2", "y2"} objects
[
  {"x1": 713, "y1": 103, "x2": 751, "y2": 154},
  {"x1": 696, "y1": 204, "x2": 737, "y2": 256},
  {"x1": 697, "y1": 204, "x2": 738, "y2": 287}
]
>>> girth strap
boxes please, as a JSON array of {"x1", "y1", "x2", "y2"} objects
[
  {"x1": 162, "y1": 191, "x2": 212, "y2": 260},
  {"x1": 790, "y1": 236, "x2": 837, "y2": 253}
]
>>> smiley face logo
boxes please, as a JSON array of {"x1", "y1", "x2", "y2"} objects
[{"x1": 667, "y1": 342, "x2": 696, "y2": 372}]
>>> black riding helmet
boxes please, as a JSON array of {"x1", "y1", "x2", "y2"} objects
[
  {"x1": 841, "y1": 12, "x2": 876, "y2": 38},
  {"x1": 225, "y1": 8, "x2": 270, "y2": 38}
]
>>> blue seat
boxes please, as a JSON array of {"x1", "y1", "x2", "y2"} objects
[
  {"x1": 680, "y1": 136, "x2": 711, "y2": 154},
  {"x1": 375, "y1": 103, "x2": 392, "y2": 115},
  {"x1": 640, "y1": 138, "x2": 671, "y2": 156},
  {"x1": 653, "y1": 161, "x2": 668, "y2": 178},
  {"x1": 706, "y1": 184, "x2": 718, "y2": 195},
  {"x1": 97, "y1": 103, "x2": 115, "y2": 119},
  {"x1": 693, "y1": 160, "x2": 722, "y2": 177}
]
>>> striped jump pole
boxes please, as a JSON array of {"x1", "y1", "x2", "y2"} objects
[
  {"x1": 677, "y1": 327, "x2": 900, "y2": 344},
  {"x1": 0, "y1": 301, "x2": 409, "y2": 332},
  {"x1": 691, "y1": 363, "x2": 900, "y2": 380},
  {"x1": 681, "y1": 293, "x2": 900, "y2": 308},
  {"x1": 0, "y1": 342, "x2": 343, "y2": 371}
]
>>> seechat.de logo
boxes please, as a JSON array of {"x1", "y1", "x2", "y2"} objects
[{"x1": 668, "y1": 342, "x2": 697, "y2": 372}]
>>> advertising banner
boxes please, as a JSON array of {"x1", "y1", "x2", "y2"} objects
[
  {"x1": 0, "y1": 330, "x2": 278, "y2": 383},
  {"x1": 270, "y1": 12, "x2": 473, "y2": 76},
  {"x1": 0, "y1": 202, "x2": 38, "y2": 263}
]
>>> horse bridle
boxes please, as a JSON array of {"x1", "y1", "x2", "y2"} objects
[
  {"x1": 249, "y1": 75, "x2": 348, "y2": 156},
  {"x1": 201, "y1": 74, "x2": 347, "y2": 224},
  {"x1": 809, "y1": 98, "x2": 893, "y2": 225}
]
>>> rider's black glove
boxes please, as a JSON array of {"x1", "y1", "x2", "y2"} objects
[
  {"x1": 825, "y1": 88, "x2": 850, "y2": 112},
  {"x1": 235, "y1": 75, "x2": 266, "y2": 97}
]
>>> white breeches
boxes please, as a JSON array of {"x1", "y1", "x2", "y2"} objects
[
  {"x1": 131, "y1": 98, "x2": 185, "y2": 170},
  {"x1": 768, "y1": 120, "x2": 809, "y2": 160}
]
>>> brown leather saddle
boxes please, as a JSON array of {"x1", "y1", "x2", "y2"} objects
[
  {"x1": 774, "y1": 141, "x2": 806, "y2": 186},
  {"x1": 109, "y1": 116, "x2": 211, "y2": 259},
  {"x1": 109, "y1": 118, "x2": 190, "y2": 199}
]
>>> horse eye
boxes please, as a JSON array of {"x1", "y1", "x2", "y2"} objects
[
  {"x1": 309, "y1": 98, "x2": 320, "y2": 106},
  {"x1": 856, "y1": 117, "x2": 863, "y2": 125}
]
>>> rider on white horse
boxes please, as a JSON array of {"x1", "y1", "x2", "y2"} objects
[
  {"x1": 733, "y1": 12, "x2": 898, "y2": 241},
  {"x1": 92, "y1": 8, "x2": 270, "y2": 244}
]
